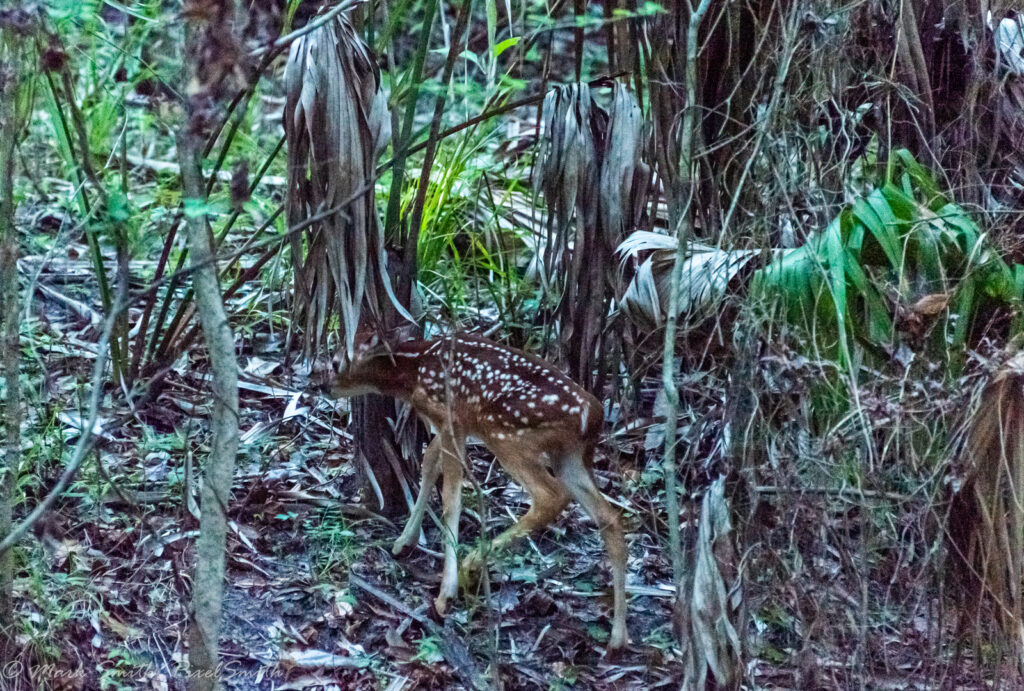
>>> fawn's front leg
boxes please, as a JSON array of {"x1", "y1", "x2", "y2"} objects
[
  {"x1": 434, "y1": 435, "x2": 465, "y2": 616},
  {"x1": 393, "y1": 435, "x2": 443, "y2": 556}
]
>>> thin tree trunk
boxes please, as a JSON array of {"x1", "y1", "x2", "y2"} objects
[
  {"x1": 660, "y1": 0, "x2": 713, "y2": 648},
  {"x1": 180, "y1": 122, "x2": 240, "y2": 689},
  {"x1": 178, "y1": 6, "x2": 241, "y2": 689},
  {"x1": 0, "y1": 21, "x2": 27, "y2": 648}
]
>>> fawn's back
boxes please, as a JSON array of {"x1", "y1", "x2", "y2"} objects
[{"x1": 334, "y1": 332, "x2": 604, "y2": 450}]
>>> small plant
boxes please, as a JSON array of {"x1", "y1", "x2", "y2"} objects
[
  {"x1": 304, "y1": 510, "x2": 359, "y2": 577},
  {"x1": 753, "y1": 150, "x2": 1021, "y2": 369},
  {"x1": 548, "y1": 663, "x2": 579, "y2": 690},
  {"x1": 412, "y1": 634, "x2": 444, "y2": 664},
  {"x1": 99, "y1": 647, "x2": 149, "y2": 691}
]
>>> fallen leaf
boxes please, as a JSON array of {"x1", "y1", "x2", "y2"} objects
[{"x1": 911, "y1": 292, "x2": 950, "y2": 315}]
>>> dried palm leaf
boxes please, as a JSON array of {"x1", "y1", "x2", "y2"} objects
[
  {"x1": 616, "y1": 230, "x2": 762, "y2": 330},
  {"x1": 684, "y1": 476, "x2": 744, "y2": 689},
  {"x1": 284, "y1": 10, "x2": 402, "y2": 360},
  {"x1": 948, "y1": 349, "x2": 1024, "y2": 654},
  {"x1": 991, "y1": 11, "x2": 1024, "y2": 75},
  {"x1": 531, "y1": 83, "x2": 646, "y2": 388},
  {"x1": 599, "y1": 85, "x2": 647, "y2": 247},
  {"x1": 530, "y1": 83, "x2": 603, "y2": 289}
]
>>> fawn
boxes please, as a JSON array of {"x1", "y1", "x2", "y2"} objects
[{"x1": 318, "y1": 329, "x2": 629, "y2": 650}]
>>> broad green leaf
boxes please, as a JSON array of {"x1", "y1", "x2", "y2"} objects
[
  {"x1": 844, "y1": 257, "x2": 893, "y2": 341},
  {"x1": 183, "y1": 197, "x2": 221, "y2": 219},
  {"x1": 857, "y1": 191, "x2": 901, "y2": 268},
  {"x1": 893, "y1": 148, "x2": 941, "y2": 204},
  {"x1": 949, "y1": 277, "x2": 975, "y2": 357},
  {"x1": 823, "y1": 214, "x2": 851, "y2": 366},
  {"x1": 492, "y1": 36, "x2": 521, "y2": 58}
]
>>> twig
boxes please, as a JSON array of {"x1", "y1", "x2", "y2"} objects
[
  {"x1": 263, "y1": 0, "x2": 361, "y2": 54},
  {"x1": 124, "y1": 153, "x2": 286, "y2": 187},
  {"x1": 755, "y1": 485, "x2": 911, "y2": 503},
  {"x1": 0, "y1": 284, "x2": 121, "y2": 557},
  {"x1": 349, "y1": 574, "x2": 487, "y2": 691},
  {"x1": 33, "y1": 282, "x2": 103, "y2": 326}
]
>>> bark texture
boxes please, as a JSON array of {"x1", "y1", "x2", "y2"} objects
[
  {"x1": 178, "y1": 3, "x2": 243, "y2": 688},
  {"x1": 0, "y1": 32, "x2": 22, "y2": 646},
  {"x1": 0, "y1": 14, "x2": 31, "y2": 652}
]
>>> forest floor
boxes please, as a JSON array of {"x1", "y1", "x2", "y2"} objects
[
  {"x1": 16, "y1": 263, "x2": 684, "y2": 688},
  {"x1": 15, "y1": 304, "x2": 1007, "y2": 690},
  {"x1": 10, "y1": 217, "x2": 1008, "y2": 690},
  {"x1": 24, "y1": 366, "x2": 687, "y2": 688}
]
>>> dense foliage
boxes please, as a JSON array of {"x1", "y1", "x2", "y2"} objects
[{"x1": 1, "y1": 0, "x2": 1024, "y2": 688}]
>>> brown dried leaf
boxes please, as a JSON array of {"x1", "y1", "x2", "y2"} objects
[
  {"x1": 284, "y1": 11, "x2": 398, "y2": 360},
  {"x1": 911, "y1": 292, "x2": 951, "y2": 316}
]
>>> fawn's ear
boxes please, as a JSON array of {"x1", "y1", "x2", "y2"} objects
[
  {"x1": 389, "y1": 322, "x2": 419, "y2": 344},
  {"x1": 352, "y1": 323, "x2": 378, "y2": 346},
  {"x1": 356, "y1": 324, "x2": 400, "y2": 361},
  {"x1": 345, "y1": 321, "x2": 418, "y2": 363}
]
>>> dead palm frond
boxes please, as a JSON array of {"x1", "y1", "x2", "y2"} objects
[
  {"x1": 530, "y1": 82, "x2": 604, "y2": 289},
  {"x1": 531, "y1": 83, "x2": 646, "y2": 388},
  {"x1": 599, "y1": 85, "x2": 647, "y2": 252},
  {"x1": 948, "y1": 349, "x2": 1024, "y2": 656},
  {"x1": 284, "y1": 9, "x2": 399, "y2": 360},
  {"x1": 684, "y1": 476, "x2": 744, "y2": 689},
  {"x1": 616, "y1": 230, "x2": 762, "y2": 331}
]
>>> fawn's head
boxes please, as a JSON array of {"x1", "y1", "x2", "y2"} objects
[{"x1": 316, "y1": 324, "x2": 417, "y2": 398}]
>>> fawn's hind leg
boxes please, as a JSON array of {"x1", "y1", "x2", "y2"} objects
[
  {"x1": 462, "y1": 437, "x2": 569, "y2": 575},
  {"x1": 433, "y1": 434, "x2": 465, "y2": 616},
  {"x1": 555, "y1": 446, "x2": 629, "y2": 650}
]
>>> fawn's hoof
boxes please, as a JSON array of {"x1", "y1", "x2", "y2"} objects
[
  {"x1": 432, "y1": 594, "x2": 449, "y2": 618},
  {"x1": 392, "y1": 536, "x2": 415, "y2": 558}
]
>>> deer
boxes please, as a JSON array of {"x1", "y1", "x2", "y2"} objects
[{"x1": 316, "y1": 329, "x2": 629, "y2": 651}]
